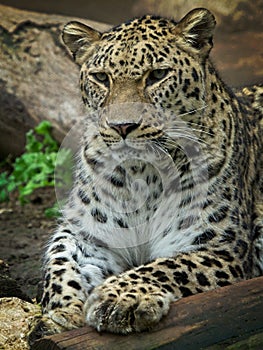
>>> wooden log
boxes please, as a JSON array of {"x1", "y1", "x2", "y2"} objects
[
  {"x1": 32, "y1": 276, "x2": 263, "y2": 350},
  {"x1": 0, "y1": 4, "x2": 110, "y2": 158}
]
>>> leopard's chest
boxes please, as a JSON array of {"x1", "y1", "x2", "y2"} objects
[{"x1": 66, "y1": 157, "x2": 209, "y2": 266}]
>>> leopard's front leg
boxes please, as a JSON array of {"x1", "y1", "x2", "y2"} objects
[
  {"x1": 85, "y1": 248, "x2": 244, "y2": 333},
  {"x1": 28, "y1": 227, "x2": 123, "y2": 345}
]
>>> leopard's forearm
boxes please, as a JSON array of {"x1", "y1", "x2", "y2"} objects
[
  {"x1": 41, "y1": 226, "x2": 123, "y2": 313},
  {"x1": 84, "y1": 248, "x2": 245, "y2": 333},
  {"x1": 104, "y1": 249, "x2": 244, "y2": 299}
]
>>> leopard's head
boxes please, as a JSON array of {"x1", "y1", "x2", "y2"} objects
[{"x1": 62, "y1": 9, "x2": 216, "y2": 152}]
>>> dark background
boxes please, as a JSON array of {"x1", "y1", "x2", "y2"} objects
[{"x1": 0, "y1": 0, "x2": 138, "y2": 24}]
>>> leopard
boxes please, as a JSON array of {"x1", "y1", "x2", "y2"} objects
[{"x1": 29, "y1": 8, "x2": 263, "y2": 344}]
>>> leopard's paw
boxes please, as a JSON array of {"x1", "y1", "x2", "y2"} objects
[
  {"x1": 85, "y1": 278, "x2": 173, "y2": 334},
  {"x1": 28, "y1": 307, "x2": 85, "y2": 347}
]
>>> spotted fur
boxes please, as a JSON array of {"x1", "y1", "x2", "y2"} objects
[{"x1": 29, "y1": 8, "x2": 263, "y2": 343}]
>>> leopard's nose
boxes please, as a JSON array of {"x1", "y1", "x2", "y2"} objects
[{"x1": 108, "y1": 122, "x2": 140, "y2": 139}]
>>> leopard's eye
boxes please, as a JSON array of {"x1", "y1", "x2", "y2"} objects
[
  {"x1": 146, "y1": 69, "x2": 170, "y2": 86},
  {"x1": 91, "y1": 72, "x2": 110, "y2": 86}
]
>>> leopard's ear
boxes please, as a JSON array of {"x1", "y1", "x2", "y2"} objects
[
  {"x1": 172, "y1": 8, "x2": 216, "y2": 59},
  {"x1": 62, "y1": 21, "x2": 102, "y2": 65}
]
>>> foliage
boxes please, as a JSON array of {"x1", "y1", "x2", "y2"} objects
[{"x1": 0, "y1": 121, "x2": 72, "y2": 217}]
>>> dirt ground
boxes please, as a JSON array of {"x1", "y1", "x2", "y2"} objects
[{"x1": 0, "y1": 187, "x2": 56, "y2": 300}]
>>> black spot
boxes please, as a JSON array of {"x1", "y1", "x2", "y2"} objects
[
  {"x1": 193, "y1": 229, "x2": 217, "y2": 244},
  {"x1": 61, "y1": 229, "x2": 72, "y2": 234},
  {"x1": 78, "y1": 189, "x2": 90, "y2": 205},
  {"x1": 214, "y1": 250, "x2": 234, "y2": 262},
  {"x1": 212, "y1": 93, "x2": 217, "y2": 103},
  {"x1": 179, "y1": 286, "x2": 193, "y2": 297},
  {"x1": 114, "y1": 217, "x2": 129, "y2": 228},
  {"x1": 192, "y1": 67, "x2": 199, "y2": 82},
  {"x1": 210, "y1": 82, "x2": 217, "y2": 91},
  {"x1": 178, "y1": 69, "x2": 183, "y2": 84},
  {"x1": 126, "y1": 293, "x2": 136, "y2": 299},
  {"x1": 119, "y1": 281, "x2": 128, "y2": 287},
  {"x1": 52, "y1": 283, "x2": 62, "y2": 294},
  {"x1": 131, "y1": 280, "x2": 138, "y2": 285},
  {"x1": 215, "y1": 271, "x2": 229, "y2": 279},
  {"x1": 68, "y1": 280, "x2": 82, "y2": 290},
  {"x1": 53, "y1": 235, "x2": 68, "y2": 243},
  {"x1": 44, "y1": 273, "x2": 51, "y2": 289},
  {"x1": 157, "y1": 300, "x2": 164, "y2": 308},
  {"x1": 180, "y1": 259, "x2": 197, "y2": 271},
  {"x1": 173, "y1": 271, "x2": 189, "y2": 285},
  {"x1": 235, "y1": 265, "x2": 244, "y2": 278},
  {"x1": 217, "y1": 280, "x2": 231, "y2": 287},
  {"x1": 140, "y1": 287, "x2": 147, "y2": 294},
  {"x1": 184, "y1": 57, "x2": 190, "y2": 65},
  {"x1": 210, "y1": 108, "x2": 216, "y2": 118},
  {"x1": 137, "y1": 266, "x2": 154, "y2": 273},
  {"x1": 229, "y1": 265, "x2": 238, "y2": 278},
  {"x1": 129, "y1": 273, "x2": 140, "y2": 280},
  {"x1": 91, "y1": 208, "x2": 108, "y2": 223},
  {"x1": 234, "y1": 239, "x2": 248, "y2": 259},
  {"x1": 157, "y1": 259, "x2": 181, "y2": 269},
  {"x1": 186, "y1": 87, "x2": 200, "y2": 100},
  {"x1": 158, "y1": 275, "x2": 170, "y2": 282},
  {"x1": 208, "y1": 206, "x2": 228, "y2": 223},
  {"x1": 182, "y1": 78, "x2": 190, "y2": 93},
  {"x1": 162, "y1": 284, "x2": 174, "y2": 293},
  {"x1": 200, "y1": 257, "x2": 212, "y2": 267},
  {"x1": 41, "y1": 291, "x2": 50, "y2": 308},
  {"x1": 92, "y1": 191, "x2": 100, "y2": 202},
  {"x1": 165, "y1": 90, "x2": 170, "y2": 98},
  {"x1": 196, "y1": 272, "x2": 210, "y2": 287},
  {"x1": 108, "y1": 293, "x2": 117, "y2": 298},
  {"x1": 51, "y1": 301, "x2": 62, "y2": 310},
  {"x1": 53, "y1": 257, "x2": 69, "y2": 265},
  {"x1": 51, "y1": 244, "x2": 66, "y2": 254},
  {"x1": 110, "y1": 175, "x2": 124, "y2": 187},
  {"x1": 200, "y1": 256, "x2": 223, "y2": 268},
  {"x1": 72, "y1": 253, "x2": 78, "y2": 262},
  {"x1": 85, "y1": 275, "x2": 91, "y2": 284},
  {"x1": 223, "y1": 228, "x2": 236, "y2": 242},
  {"x1": 53, "y1": 269, "x2": 66, "y2": 277},
  {"x1": 85, "y1": 154, "x2": 103, "y2": 169},
  {"x1": 180, "y1": 162, "x2": 190, "y2": 173},
  {"x1": 63, "y1": 295, "x2": 72, "y2": 300}
]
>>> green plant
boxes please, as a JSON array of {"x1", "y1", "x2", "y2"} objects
[{"x1": 0, "y1": 121, "x2": 72, "y2": 216}]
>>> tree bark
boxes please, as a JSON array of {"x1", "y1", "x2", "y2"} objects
[
  {"x1": 0, "y1": 5, "x2": 110, "y2": 158},
  {"x1": 32, "y1": 276, "x2": 263, "y2": 350}
]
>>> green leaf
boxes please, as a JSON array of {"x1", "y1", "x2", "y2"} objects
[
  {"x1": 0, "y1": 120, "x2": 64, "y2": 205},
  {"x1": 44, "y1": 203, "x2": 61, "y2": 218},
  {"x1": 34, "y1": 120, "x2": 52, "y2": 135},
  {"x1": 0, "y1": 189, "x2": 9, "y2": 202}
]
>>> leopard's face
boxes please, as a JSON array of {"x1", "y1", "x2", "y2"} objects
[{"x1": 62, "y1": 14, "x2": 217, "y2": 153}]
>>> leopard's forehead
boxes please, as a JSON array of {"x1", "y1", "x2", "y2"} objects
[
  {"x1": 89, "y1": 15, "x2": 179, "y2": 75},
  {"x1": 102, "y1": 15, "x2": 176, "y2": 42}
]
